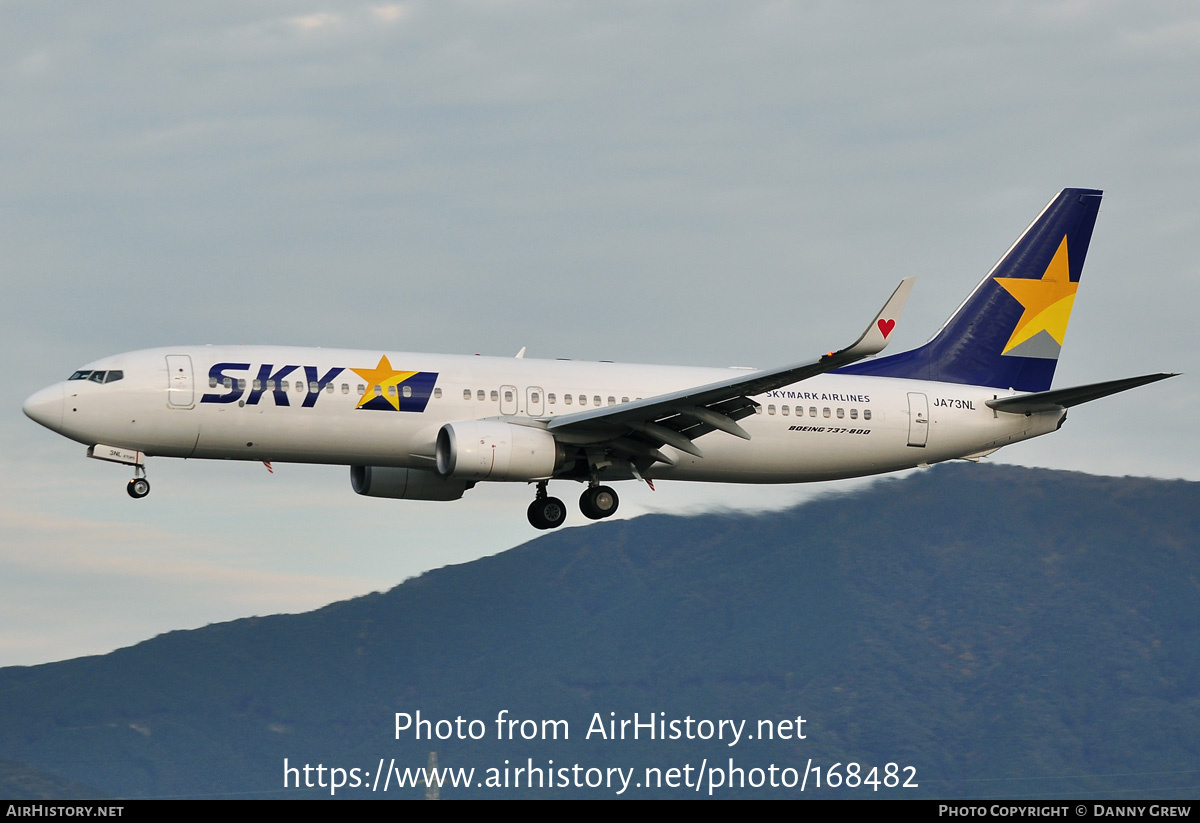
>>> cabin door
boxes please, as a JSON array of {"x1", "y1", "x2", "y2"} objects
[
  {"x1": 907, "y1": 392, "x2": 928, "y2": 447},
  {"x1": 166, "y1": 355, "x2": 194, "y2": 408}
]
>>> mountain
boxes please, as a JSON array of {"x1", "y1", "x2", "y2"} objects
[{"x1": 1, "y1": 464, "x2": 1198, "y2": 798}]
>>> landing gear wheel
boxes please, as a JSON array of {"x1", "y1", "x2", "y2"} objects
[
  {"x1": 127, "y1": 478, "x2": 150, "y2": 499},
  {"x1": 527, "y1": 496, "x2": 567, "y2": 530},
  {"x1": 579, "y1": 485, "x2": 619, "y2": 520}
]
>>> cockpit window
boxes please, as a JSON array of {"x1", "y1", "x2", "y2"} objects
[{"x1": 68, "y1": 369, "x2": 123, "y2": 383}]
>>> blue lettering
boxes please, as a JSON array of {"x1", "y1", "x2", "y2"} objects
[
  {"x1": 301, "y1": 366, "x2": 345, "y2": 408},
  {"x1": 246, "y1": 364, "x2": 299, "y2": 406},
  {"x1": 201, "y1": 363, "x2": 250, "y2": 404}
]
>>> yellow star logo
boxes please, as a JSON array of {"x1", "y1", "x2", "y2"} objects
[
  {"x1": 351, "y1": 355, "x2": 417, "y2": 410},
  {"x1": 994, "y1": 235, "x2": 1078, "y2": 355}
]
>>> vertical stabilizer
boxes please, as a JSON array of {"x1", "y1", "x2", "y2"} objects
[{"x1": 837, "y1": 188, "x2": 1102, "y2": 392}]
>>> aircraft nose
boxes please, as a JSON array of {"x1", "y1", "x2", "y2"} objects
[{"x1": 23, "y1": 384, "x2": 64, "y2": 432}]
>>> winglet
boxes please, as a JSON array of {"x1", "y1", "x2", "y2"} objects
[{"x1": 827, "y1": 277, "x2": 914, "y2": 362}]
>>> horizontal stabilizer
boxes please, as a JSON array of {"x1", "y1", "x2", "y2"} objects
[{"x1": 985, "y1": 373, "x2": 1178, "y2": 414}]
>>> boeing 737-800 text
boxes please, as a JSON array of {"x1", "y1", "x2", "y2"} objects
[{"x1": 23, "y1": 189, "x2": 1175, "y2": 528}]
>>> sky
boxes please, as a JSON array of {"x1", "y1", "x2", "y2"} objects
[{"x1": 2, "y1": 0, "x2": 1198, "y2": 668}]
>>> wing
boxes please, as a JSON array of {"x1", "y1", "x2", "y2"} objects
[{"x1": 545, "y1": 277, "x2": 914, "y2": 467}]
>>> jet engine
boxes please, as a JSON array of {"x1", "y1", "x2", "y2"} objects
[
  {"x1": 435, "y1": 420, "x2": 565, "y2": 481},
  {"x1": 350, "y1": 465, "x2": 470, "y2": 501}
]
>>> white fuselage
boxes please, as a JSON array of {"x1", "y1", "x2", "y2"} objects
[{"x1": 30, "y1": 345, "x2": 1062, "y2": 485}]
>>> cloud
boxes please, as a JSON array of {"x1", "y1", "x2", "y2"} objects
[
  {"x1": 369, "y1": 4, "x2": 409, "y2": 24},
  {"x1": 1121, "y1": 18, "x2": 1200, "y2": 51},
  {"x1": 288, "y1": 12, "x2": 344, "y2": 33},
  {"x1": 16, "y1": 50, "x2": 52, "y2": 76}
]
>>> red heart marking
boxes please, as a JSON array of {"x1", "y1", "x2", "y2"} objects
[{"x1": 877, "y1": 318, "x2": 895, "y2": 338}]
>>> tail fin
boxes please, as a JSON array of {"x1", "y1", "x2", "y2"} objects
[{"x1": 837, "y1": 188, "x2": 1102, "y2": 392}]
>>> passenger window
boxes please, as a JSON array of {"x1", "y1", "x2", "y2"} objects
[
  {"x1": 579, "y1": 395, "x2": 586, "y2": 405},
  {"x1": 342, "y1": 383, "x2": 349, "y2": 394},
  {"x1": 505, "y1": 390, "x2": 514, "y2": 402},
  {"x1": 837, "y1": 408, "x2": 844, "y2": 419},
  {"x1": 253, "y1": 379, "x2": 262, "y2": 391},
  {"x1": 309, "y1": 381, "x2": 318, "y2": 393},
  {"x1": 402, "y1": 385, "x2": 412, "y2": 398},
  {"x1": 463, "y1": 389, "x2": 471, "y2": 400},
  {"x1": 564, "y1": 394, "x2": 572, "y2": 405},
  {"x1": 238, "y1": 379, "x2": 246, "y2": 391},
  {"x1": 607, "y1": 396, "x2": 615, "y2": 406},
  {"x1": 782, "y1": 405, "x2": 789, "y2": 416},
  {"x1": 280, "y1": 380, "x2": 289, "y2": 391},
  {"x1": 768, "y1": 405, "x2": 776, "y2": 415},
  {"x1": 850, "y1": 408, "x2": 857, "y2": 419},
  {"x1": 374, "y1": 386, "x2": 382, "y2": 396},
  {"x1": 754, "y1": 406, "x2": 763, "y2": 414},
  {"x1": 531, "y1": 392, "x2": 540, "y2": 403},
  {"x1": 224, "y1": 378, "x2": 233, "y2": 389},
  {"x1": 387, "y1": 385, "x2": 396, "y2": 396},
  {"x1": 548, "y1": 393, "x2": 556, "y2": 404},
  {"x1": 209, "y1": 376, "x2": 218, "y2": 388},
  {"x1": 621, "y1": 396, "x2": 629, "y2": 403},
  {"x1": 491, "y1": 390, "x2": 498, "y2": 401},
  {"x1": 357, "y1": 384, "x2": 365, "y2": 395},
  {"x1": 325, "y1": 383, "x2": 334, "y2": 394},
  {"x1": 478, "y1": 390, "x2": 485, "y2": 401},
  {"x1": 823, "y1": 408, "x2": 831, "y2": 418},
  {"x1": 266, "y1": 379, "x2": 276, "y2": 391},
  {"x1": 810, "y1": 407, "x2": 817, "y2": 417},
  {"x1": 593, "y1": 395, "x2": 601, "y2": 406},
  {"x1": 864, "y1": 409, "x2": 872, "y2": 421},
  {"x1": 296, "y1": 381, "x2": 305, "y2": 393},
  {"x1": 433, "y1": 388, "x2": 442, "y2": 399}
]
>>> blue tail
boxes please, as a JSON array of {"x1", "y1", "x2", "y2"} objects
[{"x1": 836, "y1": 188, "x2": 1102, "y2": 392}]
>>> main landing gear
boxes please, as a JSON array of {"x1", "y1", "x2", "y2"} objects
[
  {"x1": 526, "y1": 481, "x2": 620, "y2": 529},
  {"x1": 126, "y1": 465, "x2": 150, "y2": 499},
  {"x1": 527, "y1": 481, "x2": 567, "y2": 530},
  {"x1": 580, "y1": 484, "x2": 619, "y2": 520}
]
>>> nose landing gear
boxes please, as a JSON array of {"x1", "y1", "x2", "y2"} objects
[{"x1": 126, "y1": 465, "x2": 150, "y2": 499}]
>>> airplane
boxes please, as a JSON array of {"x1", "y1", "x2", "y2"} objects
[{"x1": 23, "y1": 188, "x2": 1175, "y2": 529}]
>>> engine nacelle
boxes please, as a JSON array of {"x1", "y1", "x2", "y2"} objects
[
  {"x1": 436, "y1": 420, "x2": 564, "y2": 481},
  {"x1": 350, "y1": 466, "x2": 470, "y2": 501}
]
